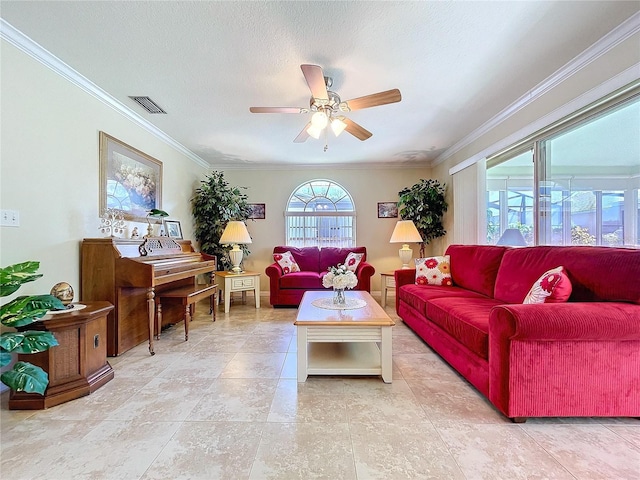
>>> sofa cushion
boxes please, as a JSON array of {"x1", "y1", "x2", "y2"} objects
[
  {"x1": 273, "y1": 246, "x2": 319, "y2": 273},
  {"x1": 494, "y1": 246, "x2": 640, "y2": 304},
  {"x1": 273, "y1": 251, "x2": 300, "y2": 275},
  {"x1": 427, "y1": 297, "x2": 503, "y2": 359},
  {"x1": 415, "y1": 255, "x2": 452, "y2": 286},
  {"x1": 523, "y1": 266, "x2": 572, "y2": 304},
  {"x1": 398, "y1": 284, "x2": 487, "y2": 317},
  {"x1": 280, "y1": 271, "x2": 323, "y2": 289},
  {"x1": 445, "y1": 245, "x2": 507, "y2": 298},
  {"x1": 344, "y1": 252, "x2": 363, "y2": 272},
  {"x1": 319, "y1": 247, "x2": 366, "y2": 273}
]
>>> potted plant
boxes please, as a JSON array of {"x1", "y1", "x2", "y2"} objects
[
  {"x1": 192, "y1": 171, "x2": 252, "y2": 270},
  {"x1": 0, "y1": 261, "x2": 64, "y2": 394},
  {"x1": 397, "y1": 179, "x2": 448, "y2": 257}
]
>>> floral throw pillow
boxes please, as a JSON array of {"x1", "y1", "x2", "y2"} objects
[
  {"x1": 415, "y1": 255, "x2": 452, "y2": 286},
  {"x1": 273, "y1": 251, "x2": 300, "y2": 275},
  {"x1": 523, "y1": 266, "x2": 572, "y2": 304},
  {"x1": 344, "y1": 252, "x2": 364, "y2": 272}
]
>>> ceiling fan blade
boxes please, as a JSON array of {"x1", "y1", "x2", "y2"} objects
[
  {"x1": 344, "y1": 118, "x2": 372, "y2": 141},
  {"x1": 294, "y1": 123, "x2": 311, "y2": 143},
  {"x1": 342, "y1": 89, "x2": 402, "y2": 111},
  {"x1": 301, "y1": 64, "x2": 328, "y2": 101},
  {"x1": 249, "y1": 107, "x2": 307, "y2": 114}
]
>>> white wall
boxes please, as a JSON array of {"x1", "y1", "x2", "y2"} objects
[
  {"x1": 221, "y1": 167, "x2": 428, "y2": 292},
  {"x1": 0, "y1": 41, "x2": 208, "y2": 297}
]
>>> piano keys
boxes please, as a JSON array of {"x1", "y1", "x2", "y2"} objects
[{"x1": 81, "y1": 237, "x2": 216, "y2": 356}]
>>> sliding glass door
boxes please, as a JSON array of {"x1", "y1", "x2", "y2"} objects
[{"x1": 486, "y1": 86, "x2": 639, "y2": 248}]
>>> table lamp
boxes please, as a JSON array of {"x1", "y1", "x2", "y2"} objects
[
  {"x1": 219, "y1": 221, "x2": 252, "y2": 274},
  {"x1": 496, "y1": 228, "x2": 527, "y2": 246},
  {"x1": 390, "y1": 220, "x2": 423, "y2": 268}
]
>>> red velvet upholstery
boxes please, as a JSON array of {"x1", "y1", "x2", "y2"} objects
[
  {"x1": 445, "y1": 244, "x2": 507, "y2": 297},
  {"x1": 396, "y1": 244, "x2": 640, "y2": 421},
  {"x1": 266, "y1": 246, "x2": 375, "y2": 306},
  {"x1": 494, "y1": 246, "x2": 640, "y2": 304}
]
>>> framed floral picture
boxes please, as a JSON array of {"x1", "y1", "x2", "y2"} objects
[
  {"x1": 164, "y1": 220, "x2": 183, "y2": 239},
  {"x1": 247, "y1": 203, "x2": 266, "y2": 219},
  {"x1": 377, "y1": 202, "x2": 398, "y2": 218},
  {"x1": 99, "y1": 131, "x2": 162, "y2": 221}
]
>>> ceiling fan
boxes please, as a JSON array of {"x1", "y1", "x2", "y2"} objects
[{"x1": 249, "y1": 64, "x2": 401, "y2": 146}]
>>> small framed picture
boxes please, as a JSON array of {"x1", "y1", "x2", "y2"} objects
[
  {"x1": 164, "y1": 220, "x2": 183, "y2": 239},
  {"x1": 377, "y1": 202, "x2": 398, "y2": 218},
  {"x1": 247, "y1": 203, "x2": 266, "y2": 220}
]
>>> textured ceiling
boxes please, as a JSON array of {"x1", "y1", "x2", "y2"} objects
[{"x1": 1, "y1": 1, "x2": 638, "y2": 168}]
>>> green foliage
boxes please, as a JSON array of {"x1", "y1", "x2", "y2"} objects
[
  {"x1": 0, "y1": 262, "x2": 63, "y2": 394},
  {"x1": 398, "y1": 179, "x2": 448, "y2": 256},
  {"x1": 0, "y1": 261, "x2": 43, "y2": 297},
  {"x1": 571, "y1": 225, "x2": 596, "y2": 245},
  {"x1": 0, "y1": 361, "x2": 49, "y2": 395},
  {"x1": 192, "y1": 171, "x2": 251, "y2": 270}
]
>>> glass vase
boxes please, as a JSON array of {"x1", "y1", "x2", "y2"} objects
[{"x1": 333, "y1": 287, "x2": 346, "y2": 305}]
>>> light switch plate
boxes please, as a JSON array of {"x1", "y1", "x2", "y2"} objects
[{"x1": 0, "y1": 209, "x2": 20, "y2": 227}]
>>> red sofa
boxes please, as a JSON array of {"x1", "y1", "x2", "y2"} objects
[
  {"x1": 266, "y1": 246, "x2": 375, "y2": 306},
  {"x1": 396, "y1": 244, "x2": 640, "y2": 422}
]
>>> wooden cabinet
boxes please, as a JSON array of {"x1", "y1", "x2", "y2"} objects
[{"x1": 9, "y1": 302, "x2": 114, "y2": 410}]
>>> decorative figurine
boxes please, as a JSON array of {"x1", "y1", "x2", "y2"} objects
[
  {"x1": 50, "y1": 282, "x2": 74, "y2": 306},
  {"x1": 131, "y1": 227, "x2": 140, "y2": 239},
  {"x1": 99, "y1": 208, "x2": 126, "y2": 237}
]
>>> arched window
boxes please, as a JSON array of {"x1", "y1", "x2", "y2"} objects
[{"x1": 285, "y1": 179, "x2": 356, "y2": 247}]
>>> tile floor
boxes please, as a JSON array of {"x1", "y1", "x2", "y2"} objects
[{"x1": 1, "y1": 295, "x2": 638, "y2": 480}]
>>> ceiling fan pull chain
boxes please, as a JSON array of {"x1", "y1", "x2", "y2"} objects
[{"x1": 324, "y1": 127, "x2": 329, "y2": 152}]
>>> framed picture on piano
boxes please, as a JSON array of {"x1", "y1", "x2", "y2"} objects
[
  {"x1": 99, "y1": 131, "x2": 163, "y2": 221},
  {"x1": 164, "y1": 220, "x2": 183, "y2": 239}
]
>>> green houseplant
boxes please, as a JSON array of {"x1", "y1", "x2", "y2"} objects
[
  {"x1": 192, "y1": 171, "x2": 251, "y2": 270},
  {"x1": 398, "y1": 179, "x2": 448, "y2": 257},
  {"x1": 0, "y1": 261, "x2": 64, "y2": 394}
]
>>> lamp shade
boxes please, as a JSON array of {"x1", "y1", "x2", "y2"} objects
[
  {"x1": 389, "y1": 220, "x2": 422, "y2": 243},
  {"x1": 496, "y1": 228, "x2": 527, "y2": 246},
  {"x1": 219, "y1": 221, "x2": 252, "y2": 245}
]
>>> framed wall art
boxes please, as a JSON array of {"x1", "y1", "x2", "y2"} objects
[
  {"x1": 99, "y1": 131, "x2": 163, "y2": 221},
  {"x1": 377, "y1": 202, "x2": 398, "y2": 218},
  {"x1": 164, "y1": 220, "x2": 183, "y2": 239},
  {"x1": 247, "y1": 203, "x2": 266, "y2": 220}
]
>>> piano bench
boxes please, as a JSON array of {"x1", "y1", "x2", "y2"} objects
[{"x1": 155, "y1": 283, "x2": 218, "y2": 341}]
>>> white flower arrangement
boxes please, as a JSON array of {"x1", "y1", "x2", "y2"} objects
[{"x1": 322, "y1": 264, "x2": 358, "y2": 290}]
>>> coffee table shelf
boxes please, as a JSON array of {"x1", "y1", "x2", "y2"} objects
[
  {"x1": 306, "y1": 342, "x2": 384, "y2": 376},
  {"x1": 295, "y1": 291, "x2": 394, "y2": 383}
]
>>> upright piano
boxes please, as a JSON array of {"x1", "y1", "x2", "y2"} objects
[{"x1": 81, "y1": 237, "x2": 216, "y2": 356}]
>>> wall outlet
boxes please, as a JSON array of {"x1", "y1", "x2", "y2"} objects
[{"x1": 0, "y1": 209, "x2": 20, "y2": 227}]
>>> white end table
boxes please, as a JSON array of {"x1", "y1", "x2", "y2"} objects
[
  {"x1": 380, "y1": 271, "x2": 397, "y2": 308},
  {"x1": 215, "y1": 271, "x2": 261, "y2": 313}
]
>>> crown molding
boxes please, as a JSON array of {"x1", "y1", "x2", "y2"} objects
[
  {"x1": 436, "y1": 11, "x2": 640, "y2": 168},
  {"x1": 0, "y1": 18, "x2": 209, "y2": 169}
]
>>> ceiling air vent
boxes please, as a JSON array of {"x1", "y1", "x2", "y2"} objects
[{"x1": 129, "y1": 96, "x2": 167, "y2": 114}]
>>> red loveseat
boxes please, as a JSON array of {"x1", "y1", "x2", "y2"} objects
[
  {"x1": 396, "y1": 244, "x2": 640, "y2": 422},
  {"x1": 266, "y1": 246, "x2": 375, "y2": 307}
]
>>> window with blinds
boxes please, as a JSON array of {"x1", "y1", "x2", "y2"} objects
[{"x1": 285, "y1": 180, "x2": 356, "y2": 247}]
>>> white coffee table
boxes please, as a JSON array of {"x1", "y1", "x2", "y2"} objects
[{"x1": 294, "y1": 290, "x2": 395, "y2": 383}]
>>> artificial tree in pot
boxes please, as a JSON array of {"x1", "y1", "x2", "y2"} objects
[
  {"x1": 192, "y1": 171, "x2": 252, "y2": 271},
  {"x1": 0, "y1": 261, "x2": 64, "y2": 394},
  {"x1": 397, "y1": 179, "x2": 448, "y2": 258}
]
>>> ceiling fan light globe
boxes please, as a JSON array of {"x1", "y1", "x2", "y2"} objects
[
  {"x1": 311, "y1": 111, "x2": 328, "y2": 129},
  {"x1": 331, "y1": 118, "x2": 347, "y2": 136},
  {"x1": 306, "y1": 124, "x2": 322, "y2": 139}
]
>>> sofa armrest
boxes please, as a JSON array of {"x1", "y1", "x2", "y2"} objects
[
  {"x1": 265, "y1": 262, "x2": 283, "y2": 280},
  {"x1": 489, "y1": 301, "x2": 640, "y2": 418},
  {"x1": 355, "y1": 261, "x2": 375, "y2": 291},
  {"x1": 490, "y1": 302, "x2": 640, "y2": 341},
  {"x1": 395, "y1": 269, "x2": 415, "y2": 288}
]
